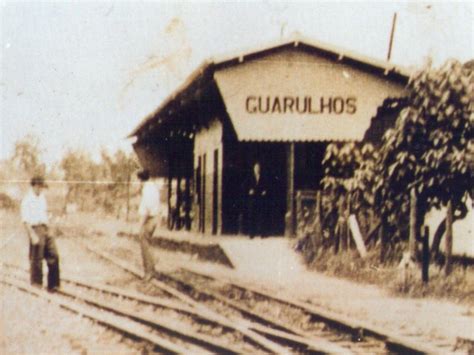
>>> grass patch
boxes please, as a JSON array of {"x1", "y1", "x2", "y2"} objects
[{"x1": 306, "y1": 246, "x2": 474, "y2": 306}]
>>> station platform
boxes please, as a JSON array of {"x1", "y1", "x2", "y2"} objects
[{"x1": 125, "y1": 228, "x2": 306, "y2": 277}]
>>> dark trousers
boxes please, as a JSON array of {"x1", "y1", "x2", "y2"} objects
[
  {"x1": 248, "y1": 196, "x2": 265, "y2": 237},
  {"x1": 29, "y1": 225, "x2": 60, "y2": 289},
  {"x1": 139, "y1": 217, "x2": 157, "y2": 276}
]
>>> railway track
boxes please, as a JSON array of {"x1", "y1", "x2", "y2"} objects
[
  {"x1": 81, "y1": 242, "x2": 454, "y2": 354},
  {"x1": 0, "y1": 275, "x2": 193, "y2": 353},
  {"x1": 173, "y1": 268, "x2": 459, "y2": 354},
  {"x1": 3, "y1": 235, "x2": 462, "y2": 354},
  {"x1": 1, "y1": 265, "x2": 250, "y2": 354},
  {"x1": 76, "y1": 244, "x2": 351, "y2": 354},
  {"x1": 1, "y1": 262, "x2": 348, "y2": 354}
]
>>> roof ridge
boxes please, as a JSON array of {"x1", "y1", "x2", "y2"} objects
[{"x1": 210, "y1": 34, "x2": 411, "y2": 77}]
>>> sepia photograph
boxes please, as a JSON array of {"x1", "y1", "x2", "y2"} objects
[{"x1": 1, "y1": 1, "x2": 473, "y2": 353}]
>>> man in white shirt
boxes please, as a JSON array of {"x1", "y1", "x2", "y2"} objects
[
  {"x1": 21, "y1": 175, "x2": 60, "y2": 291},
  {"x1": 137, "y1": 170, "x2": 161, "y2": 281}
]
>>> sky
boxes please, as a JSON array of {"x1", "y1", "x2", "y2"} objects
[{"x1": 1, "y1": 1, "x2": 472, "y2": 166}]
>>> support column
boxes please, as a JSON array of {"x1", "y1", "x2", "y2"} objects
[
  {"x1": 184, "y1": 177, "x2": 191, "y2": 231},
  {"x1": 285, "y1": 143, "x2": 296, "y2": 238},
  {"x1": 167, "y1": 159, "x2": 172, "y2": 230},
  {"x1": 409, "y1": 188, "x2": 417, "y2": 260},
  {"x1": 177, "y1": 175, "x2": 182, "y2": 230}
]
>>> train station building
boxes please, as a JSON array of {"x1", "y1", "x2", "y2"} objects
[{"x1": 129, "y1": 35, "x2": 409, "y2": 237}]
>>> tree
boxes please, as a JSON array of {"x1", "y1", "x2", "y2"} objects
[
  {"x1": 11, "y1": 134, "x2": 45, "y2": 176},
  {"x1": 376, "y1": 60, "x2": 472, "y2": 243},
  {"x1": 320, "y1": 59, "x2": 472, "y2": 262},
  {"x1": 60, "y1": 149, "x2": 99, "y2": 210},
  {"x1": 99, "y1": 149, "x2": 139, "y2": 217},
  {"x1": 60, "y1": 148, "x2": 139, "y2": 216}
]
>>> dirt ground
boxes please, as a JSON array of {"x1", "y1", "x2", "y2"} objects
[
  {"x1": 0, "y1": 211, "x2": 145, "y2": 354},
  {"x1": 1, "y1": 209, "x2": 473, "y2": 353}
]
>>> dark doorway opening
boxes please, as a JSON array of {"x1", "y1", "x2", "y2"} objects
[
  {"x1": 295, "y1": 142, "x2": 327, "y2": 190},
  {"x1": 222, "y1": 142, "x2": 287, "y2": 236}
]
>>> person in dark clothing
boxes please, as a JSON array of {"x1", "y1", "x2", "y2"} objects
[{"x1": 245, "y1": 162, "x2": 268, "y2": 238}]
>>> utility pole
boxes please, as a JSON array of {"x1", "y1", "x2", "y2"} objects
[{"x1": 387, "y1": 12, "x2": 397, "y2": 61}]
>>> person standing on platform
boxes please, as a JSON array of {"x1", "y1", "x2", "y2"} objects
[
  {"x1": 245, "y1": 162, "x2": 268, "y2": 238},
  {"x1": 21, "y1": 175, "x2": 60, "y2": 291},
  {"x1": 137, "y1": 169, "x2": 161, "y2": 281}
]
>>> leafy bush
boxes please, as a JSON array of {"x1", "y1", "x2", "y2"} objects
[
  {"x1": 317, "y1": 60, "x2": 472, "y2": 257},
  {"x1": 377, "y1": 60, "x2": 472, "y2": 232}
]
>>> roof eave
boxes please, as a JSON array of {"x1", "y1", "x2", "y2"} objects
[
  {"x1": 130, "y1": 34, "x2": 412, "y2": 139},
  {"x1": 128, "y1": 60, "x2": 214, "y2": 138}
]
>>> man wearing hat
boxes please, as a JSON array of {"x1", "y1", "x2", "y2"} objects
[{"x1": 20, "y1": 175, "x2": 60, "y2": 291}]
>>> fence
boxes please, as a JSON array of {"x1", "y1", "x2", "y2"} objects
[{"x1": 297, "y1": 185, "x2": 471, "y2": 281}]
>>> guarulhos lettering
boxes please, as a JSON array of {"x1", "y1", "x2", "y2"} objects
[{"x1": 245, "y1": 95, "x2": 357, "y2": 115}]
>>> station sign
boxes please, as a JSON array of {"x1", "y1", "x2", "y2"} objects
[
  {"x1": 214, "y1": 48, "x2": 406, "y2": 141},
  {"x1": 245, "y1": 95, "x2": 357, "y2": 115}
]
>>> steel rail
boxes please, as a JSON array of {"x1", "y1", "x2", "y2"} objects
[
  {"x1": 0, "y1": 275, "x2": 193, "y2": 354},
  {"x1": 81, "y1": 243, "x2": 294, "y2": 354},
  {"x1": 103, "y1": 231, "x2": 462, "y2": 354},
  {"x1": 102, "y1": 232, "x2": 452, "y2": 352},
  {"x1": 1, "y1": 262, "x2": 200, "y2": 317},
  {"x1": 154, "y1": 268, "x2": 389, "y2": 354},
  {"x1": 57, "y1": 283, "x2": 242, "y2": 355},
  {"x1": 182, "y1": 267, "x2": 452, "y2": 355},
  {"x1": 1, "y1": 269, "x2": 243, "y2": 355},
  {"x1": 82, "y1": 242, "x2": 352, "y2": 354},
  {"x1": 3, "y1": 264, "x2": 252, "y2": 354},
  {"x1": 154, "y1": 269, "x2": 356, "y2": 354}
]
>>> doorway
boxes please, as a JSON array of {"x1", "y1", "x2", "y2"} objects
[{"x1": 222, "y1": 142, "x2": 287, "y2": 236}]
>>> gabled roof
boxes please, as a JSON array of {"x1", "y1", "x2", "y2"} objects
[
  {"x1": 211, "y1": 33, "x2": 410, "y2": 76},
  {"x1": 130, "y1": 34, "x2": 411, "y2": 139}
]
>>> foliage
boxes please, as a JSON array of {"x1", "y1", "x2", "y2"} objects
[
  {"x1": 322, "y1": 142, "x2": 379, "y2": 210},
  {"x1": 377, "y1": 60, "x2": 472, "y2": 223},
  {"x1": 320, "y1": 59, "x2": 473, "y2": 249},
  {"x1": 60, "y1": 149, "x2": 98, "y2": 209},
  {"x1": 11, "y1": 134, "x2": 46, "y2": 177},
  {"x1": 60, "y1": 148, "x2": 140, "y2": 216},
  {"x1": 321, "y1": 142, "x2": 380, "y2": 238}
]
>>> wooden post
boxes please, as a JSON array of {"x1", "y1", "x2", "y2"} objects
[
  {"x1": 340, "y1": 195, "x2": 348, "y2": 251},
  {"x1": 313, "y1": 191, "x2": 323, "y2": 247},
  {"x1": 341, "y1": 220, "x2": 348, "y2": 251},
  {"x1": 348, "y1": 215, "x2": 367, "y2": 258},
  {"x1": 422, "y1": 225, "x2": 430, "y2": 283},
  {"x1": 177, "y1": 175, "x2": 182, "y2": 230},
  {"x1": 409, "y1": 188, "x2": 417, "y2": 260},
  {"x1": 285, "y1": 143, "x2": 296, "y2": 238},
  {"x1": 185, "y1": 177, "x2": 191, "y2": 231},
  {"x1": 387, "y1": 12, "x2": 397, "y2": 61},
  {"x1": 334, "y1": 226, "x2": 340, "y2": 254},
  {"x1": 167, "y1": 163, "x2": 172, "y2": 230},
  {"x1": 379, "y1": 222, "x2": 386, "y2": 263},
  {"x1": 445, "y1": 199, "x2": 453, "y2": 275},
  {"x1": 346, "y1": 193, "x2": 351, "y2": 248}
]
